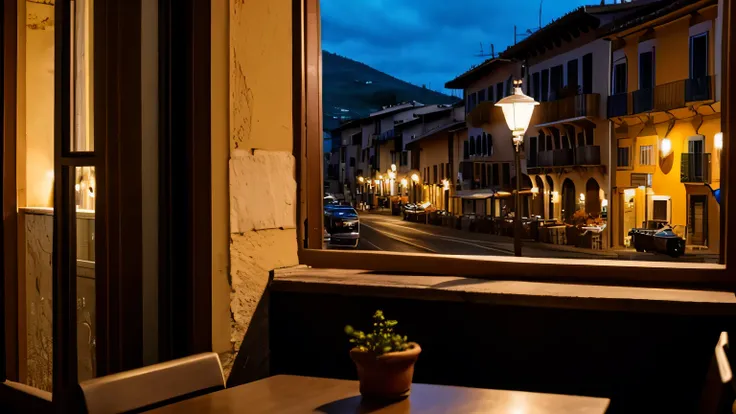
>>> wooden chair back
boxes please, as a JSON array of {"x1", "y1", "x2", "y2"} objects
[{"x1": 79, "y1": 352, "x2": 225, "y2": 414}]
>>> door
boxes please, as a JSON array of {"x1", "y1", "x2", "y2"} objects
[
  {"x1": 689, "y1": 195, "x2": 707, "y2": 246},
  {"x1": 622, "y1": 191, "x2": 637, "y2": 247},
  {"x1": 639, "y1": 51, "x2": 654, "y2": 90},
  {"x1": 689, "y1": 137, "x2": 705, "y2": 180}
]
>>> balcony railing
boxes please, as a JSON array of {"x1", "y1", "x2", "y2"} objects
[
  {"x1": 379, "y1": 129, "x2": 396, "y2": 141},
  {"x1": 536, "y1": 93, "x2": 600, "y2": 125},
  {"x1": 632, "y1": 88, "x2": 653, "y2": 114},
  {"x1": 611, "y1": 76, "x2": 714, "y2": 117},
  {"x1": 467, "y1": 101, "x2": 504, "y2": 128},
  {"x1": 533, "y1": 146, "x2": 600, "y2": 168},
  {"x1": 607, "y1": 93, "x2": 629, "y2": 118},
  {"x1": 680, "y1": 152, "x2": 711, "y2": 183},
  {"x1": 685, "y1": 75, "x2": 713, "y2": 102},
  {"x1": 575, "y1": 145, "x2": 601, "y2": 165}
]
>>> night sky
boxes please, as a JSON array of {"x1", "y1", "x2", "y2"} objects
[{"x1": 321, "y1": 0, "x2": 598, "y2": 96}]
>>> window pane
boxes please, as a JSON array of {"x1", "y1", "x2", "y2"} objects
[
  {"x1": 71, "y1": 0, "x2": 94, "y2": 152},
  {"x1": 18, "y1": 0, "x2": 55, "y2": 393},
  {"x1": 75, "y1": 166, "x2": 96, "y2": 381},
  {"x1": 318, "y1": 0, "x2": 724, "y2": 264}
]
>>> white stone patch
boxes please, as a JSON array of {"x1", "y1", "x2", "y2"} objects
[{"x1": 230, "y1": 149, "x2": 296, "y2": 232}]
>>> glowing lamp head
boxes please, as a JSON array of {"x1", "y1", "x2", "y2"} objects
[
  {"x1": 715, "y1": 132, "x2": 723, "y2": 151},
  {"x1": 579, "y1": 193, "x2": 585, "y2": 202},
  {"x1": 660, "y1": 137, "x2": 672, "y2": 157},
  {"x1": 357, "y1": 176, "x2": 365, "y2": 183},
  {"x1": 400, "y1": 178, "x2": 408, "y2": 187},
  {"x1": 411, "y1": 173, "x2": 420, "y2": 183},
  {"x1": 495, "y1": 80, "x2": 539, "y2": 143},
  {"x1": 442, "y1": 179, "x2": 450, "y2": 191},
  {"x1": 391, "y1": 164, "x2": 397, "y2": 172}
]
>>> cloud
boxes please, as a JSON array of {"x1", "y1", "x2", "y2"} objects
[{"x1": 321, "y1": 0, "x2": 592, "y2": 95}]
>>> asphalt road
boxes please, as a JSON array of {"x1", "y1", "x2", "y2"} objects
[
  {"x1": 339, "y1": 212, "x2": 719, "y2": 263},
  {"x1": 351, "y1": 212, "x2": 595, "y2": 258}
]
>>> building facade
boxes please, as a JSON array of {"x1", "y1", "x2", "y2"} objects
[{"x1": 604, "y1": 0, "x2": 722, "y2": 252}]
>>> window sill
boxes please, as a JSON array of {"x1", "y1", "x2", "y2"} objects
[{"x1": 272, "y1": 266, "x2": 736, "y2": 316}]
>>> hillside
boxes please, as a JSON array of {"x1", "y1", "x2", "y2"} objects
[{"x1": 322, "y1": 51, "x2": 460, "y2": 131}]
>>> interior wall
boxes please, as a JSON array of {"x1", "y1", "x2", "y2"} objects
[{"x1": 221, "y1": 0, "x2": 298, "y2": 376}]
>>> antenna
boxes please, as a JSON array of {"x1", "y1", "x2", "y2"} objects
[
  {"x1": 474, "y1": 42, "x2": 494, "y2": 58},
  {"x1": 539, "y1": 0, "x2": 544, "y2": 30}
]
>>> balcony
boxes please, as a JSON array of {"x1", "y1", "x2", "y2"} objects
[
  {"x1": 685, "y1": 75, "x2": 713, "y2": 102},
  {"x1": 575, "y1": 145, "x2": 601, "y2": 165},
  {"x1": 467, "y1": 101, "x2": 504, "y2": 128},
  {"x1": 536, "y1": 93, "x2": 600, "y2": 125},
  {"x1": 607, "y1": 93, "x2": 629, "y2": 118},
  {"x1": 680, "y1": 152, "x2": 711, "y2": 183},
  {"x1": 378, "y1": 129, "x2": 397, "y2": 141},
  {"x1": 632, "y1": 88, "x2": 653, "y2": 114},
  {"x1": 534, "y1": 146, "x2": 600, "y2": 169},
  {"x1": 613, "y1": 76, "x2": 714, "y2": 117}
]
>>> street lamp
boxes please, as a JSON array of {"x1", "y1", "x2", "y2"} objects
[{"x1": 496, "y1": 79, "x2": 539, "y2": 257}]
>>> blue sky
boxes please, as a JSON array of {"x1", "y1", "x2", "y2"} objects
[{"x1": 321, "y1": 0, "x2": 597, "y2": 96}]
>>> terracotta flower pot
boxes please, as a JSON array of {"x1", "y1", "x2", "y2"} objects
[{"x1": 349, "y1": 343, "x2": 421, "y2": 400}]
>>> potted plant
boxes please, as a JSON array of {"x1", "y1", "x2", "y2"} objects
[{"x1": 345, "y1": 310, "x2": 421, "y2": 400}]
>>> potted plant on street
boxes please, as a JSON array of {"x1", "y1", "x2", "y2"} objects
[{"x1": 345, "y1": 310, "x2": 421, "y2": 400}]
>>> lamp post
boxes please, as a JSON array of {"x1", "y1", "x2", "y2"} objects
[{"x1": 495, "y1": 79, "x2": 539, "y2": 257}]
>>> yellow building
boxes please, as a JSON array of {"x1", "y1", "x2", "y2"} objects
[{"x1": 605, "y1": 0, "x2": 722, "y2": 252}]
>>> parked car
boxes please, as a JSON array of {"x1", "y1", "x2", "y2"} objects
[
  {"x1": 628, "y1": 225, "x2": 686, "y2": 258},
  {"x1": 403, "y1": 202, "x2": 432, "y2": 222},
  {"x1": 324, "y1": 205, "x2": 360, "y2": 248}
]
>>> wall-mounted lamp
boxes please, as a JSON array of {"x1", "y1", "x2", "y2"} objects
[
  {"x1": 601, "y1": 199, "x2": 609, "y2": 208},
  {"x1": 442, "y1": 179, "x2": 450, "y2": 191},
  {"x1": 391, "y1": 164, "x2": 397, "y2": 172},
  {"x1": 531, "y1": 187, "x2": 539, "y2": 194},
  {"x1": 357, "y1": 176, "x2": 365, "y2": 183},
  {"x1": 411, "y1": 173, "x2": 420, "y2": 183},
  {"x1": 400, "y1": 178, "x2": 408, "y2": 187},
  {"x1": 715, "y1": 132, "x2": 723, "y2": 151},
  {"x1": 579, "y1": 193, "x2": 585, "y2": 202},
  {"x1": 660, "y1": 137, "x2": 672, "y2": 157},
  {"x1": 551, "y1": 191, "x2": 560, "y2": 204}
]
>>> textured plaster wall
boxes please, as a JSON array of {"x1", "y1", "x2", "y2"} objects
[{"x1": 220, "y1": 0, "x2": 298, "y2": 377}]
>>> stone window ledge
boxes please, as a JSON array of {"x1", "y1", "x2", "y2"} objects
[{"x1": 272, "y1": 266, "x2": 736, "y2": 316}]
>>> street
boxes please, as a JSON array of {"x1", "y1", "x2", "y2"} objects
[{"x1": 337, "y1": 212, "x2": 719, "y2": 263}]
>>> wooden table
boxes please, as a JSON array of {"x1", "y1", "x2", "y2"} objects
[{"x1": 146, "y1": 375, "x2": 610, "y2": 413}]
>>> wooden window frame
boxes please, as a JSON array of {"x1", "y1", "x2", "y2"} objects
[
  {"x1": 2, "y1": 0, "x2": 212, "y2": 411},
  {"x1": 1, "y1": 0, "x2": 146, "y2": 410},
  {"x1": 295, "y1": 0, "x2": 735, "y2": 288}
]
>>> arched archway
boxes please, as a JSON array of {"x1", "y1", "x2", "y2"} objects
[
  {"x1": 533, "y1": 176, "x2": 545, "y2": 218},
  {"x1": 585, "y1": 178, "x2": 601, "y2": 217},
  {"x1": 562, "y1": 178, "x2": 576, "y2": 223}
]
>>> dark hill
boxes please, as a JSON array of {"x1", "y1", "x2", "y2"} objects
[{"x1": 322, "y1": 51, "x2": 460, "y2": 131}]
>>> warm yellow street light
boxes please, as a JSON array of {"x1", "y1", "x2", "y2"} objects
[
  {"x1": 411, "y1": 173, "x2": 420, "y2": 183},
  {"x1": 391, "y1": 164, "x2": 397, "y2": 172},
  {"x1": 496, "y1": 79, "x2": 538, "y2": 257},
  {"x1": 715, "y1": 132, "x2": 724, "y2": 151},
  {"x1": 357, "y1": 176, "x2": 365, "y2": 183},
  {"x1": 400, "y1": 178, "x2": 408, "y2": 187}
]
